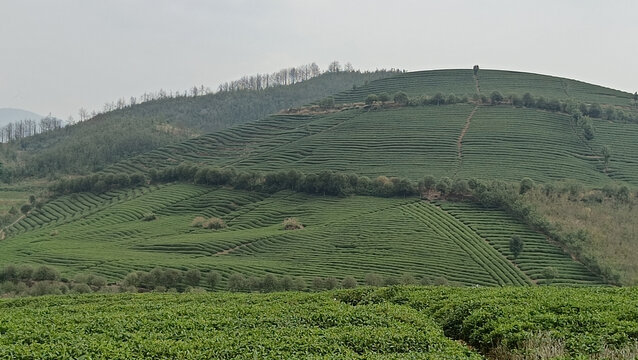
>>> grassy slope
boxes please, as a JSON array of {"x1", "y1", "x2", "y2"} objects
[
  {"x1": 4, "y1": 71, "x2": 394, "y2": 176},
  {"x1": 524, "y1": 189, "x2": 638, "y2": 285},
  {"x1": 2, "y1": 287, "x2": 637, "y2": 359},
  {"x1": 0, "y1": 184, "x2": 601, "y2": 286}
]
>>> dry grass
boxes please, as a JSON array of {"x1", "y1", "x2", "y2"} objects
[
  {"x1": 191, "y1": 216, "x2": 226, "y2": 230},
  {"x1": 524, "y1": 189, "x2": 638, "y2": 285},
  {"x1": 282, "y1": 217, "x2": 303, "y2": 230},
  {"x1": 191, "y1": 216, "x2": 207, "y2": 227},
  {"x1": 490, "y1": 332, "x2": 638, "y2": 360}
]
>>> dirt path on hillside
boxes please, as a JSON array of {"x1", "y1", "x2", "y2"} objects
[
  {"x1": 473, "y1": 74, "x2": 480, "y2": 94},
  {"x1": 457, "y1": 105, "x2": 479, "y2": 161},
  {"x1": 215, "y1": 242, "x2": 251, "y2": 256},
  {"x1": 0, "y1": 215, "x2": 25, "y2": 240}
]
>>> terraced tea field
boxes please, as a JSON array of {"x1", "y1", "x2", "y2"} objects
[
  {"x1": 2, "y1": 287, "x2": 636, "y2": 359},
  {"x1": 0, "y1": 184, "x2": 600, "y2": 286},
  {"x1": 332, "y1": 69, "x2": 633, "y2": 107},
  {"x1": 106, "y1": 100, "x2": 638, "y2": 186}
]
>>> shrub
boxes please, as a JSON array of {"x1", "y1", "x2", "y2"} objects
[
  {"x1": 204, "y1": 217, "x2": 226, "y2": 230},
  {"x1": 509, "y1": 235, "x2": 524, "y2": 259},
  {"x1": 191, "y1": 216, "x2": 207, "y2": 227},
  {"x1": 393, "y1": 91, "x2": 409, "y2": 105},
  {"x1": 341, "y1": 276, "x2": 358, "y2": 289},
  {"x1": 400, "y1": 273, "x2": 418, "y2": 285},
  {"x1": 311, "y1": 277, "x2": 324, "y2": 291},
  {"x1": 74, "y1": 273, "x2": 107, "y2": 289},
  {"x1": 318, "y1": 96, "x2": 335, "y2": 109},
  {"x1": 33, "y1": 266, "x2": 60, "y2": 281},
  {"x1": 542, "y1": 267, "x2": 559, "y2": 284},
  {"x1": 205, "y1": 271, "x2": 221, "y2": 290},
  {"x1": 71, "y1": 283, "x2": 92, "y2": 294},
  {"x1": 20, "y1": 204, "x2": 32, "y2": 215},
  {"x1": 142, "y1": 213, "x2": 157, "y2": 221},
  {"x1": 365, "y1": 94, "x2": 378, "y2": 105},
  {"x1": 324, "y1": 277, "x2": 338, "y2": 290},
  {"x1": 282, "y1": 217, "x2": 303, "y2": 230},
  {"x1": 228, "y1": 273, "x2": 246, "y2": 292},
  {"x1": 184, "y1": 269, "x2": 201, "y2": 287},
  {"x1": 364, "y1": 273, "x2": 383, "y2": 287},
  {"x1": 519, "y1": 177, "x2": 535, "y2": 194}
]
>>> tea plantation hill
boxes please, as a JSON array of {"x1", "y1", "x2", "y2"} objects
[
  {"x1": 3, "y1": 68, "x2": 637, "y2": 288},
  {"x1": 104, "y1": 69, "x2": 638, "y2": 186},
  {"x1": 2, "y1": 70, "x2": 396, "y2": 178}
]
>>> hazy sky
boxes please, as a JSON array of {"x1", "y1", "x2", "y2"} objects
[{"x1": 1, "y1": 0, "x2": 637, "y2": 118}]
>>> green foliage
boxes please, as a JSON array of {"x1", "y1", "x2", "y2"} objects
[
  {"x1": 490, "y1": 91, "x2": 504, "y2": 104},
  {"x1": 0, "y1": 290, "x2": 485, "y2": 359},
  {"x1": 377, "y1": 92, "x2": 390, "y2": 102},
  {"x1": 19, "y1": 203, "x2": 31, "y2": 214},
  {"x1": 318, "y1": 96, "x2": 335, "y2": 109},
  {"x1": 393, "y1": 91, "x2": 409, "y2": 105},
  {"x1": 33, "y1": 265, "x2": 60, "y2": 281},
  {"x1": 341, "y1": 276, "x2": 357, "y2": 289},
  {"x1": 509, "y1": 235, "x2": 524, "y2": 259},
  {"x1": 205, "y1": 271, "x2": 221, "y2": 290},
  {"x1": 6, "y1": 71, "x2": 397, "y2": 177},
  {"x1": 364, "y1": 94, "x2": 378, "y2": 105},
  {"x1": 519, "y1": 177, "x2": 535, "y2": 194},
  {"x1": 542, "y1": 266, "x2": 559, "y2": 283}
]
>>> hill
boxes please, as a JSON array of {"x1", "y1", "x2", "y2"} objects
[
  {"x1": 2, "y1": 68, "x2": 637, "y2": 286},
  {"x1": 3, "y1": 70, "x2": 397, "y2": 177},
  {"x1": 0, "y1": 108, "x2": 43, "y2": 127},
  {"x1": 104, "y1": 69, "x2": 638, "y2": 186}
]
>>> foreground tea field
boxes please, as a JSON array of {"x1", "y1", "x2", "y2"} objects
[
  {"x1": 1, "y1": 287, "x2": 636, "y2": 359},
  {"x1": 0, "y1": 184, "x2": 600, "y2": 286}
]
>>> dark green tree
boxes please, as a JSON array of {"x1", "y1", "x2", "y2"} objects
[
  {"x1": 318, "y1": 96, "x2": 335, "y2": 109},
  {"x1": 20, "y1": 204, "x2": 32, "y2": 215},
  {"x1": 490, "y1": 91, "x2": 504, "y2": 104},
  {"x1": 519, "y1": 177, "x2": 535, "y2": 194},
  {"x1": 509, "y1": 235, "x2": 524, "y2": 259},
  {"x1": 341, "y1": 276, "x2": 357, "y2": 289},
  {"x1": 365, "y1": 94, "x2": 378, "y2": 105},
  {"x1": 378, "y1": 92, "x2": 390, "y2": 103},
  {"x1": 522, "y1": 93, "x2": 535, "y2": 107},
  {"x1": 393, "y1": 91, "x2": 409, "y2": 105},
  {"x1": 184, "y1": 269, "x2": 201, "y2": 287},
  {"x1": 206, "y1": 271, "x2": 221, "y2": 290}
]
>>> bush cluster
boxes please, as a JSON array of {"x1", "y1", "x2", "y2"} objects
[
  {"x1": 0, "y1": 264, "x2": 109, "y2": 297},
  {"x1": 192, "y1": 216, "x2": 227, "y2": 230}
]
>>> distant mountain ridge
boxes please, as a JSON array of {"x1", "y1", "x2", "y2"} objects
[{"x1": 0, "y1": 108, "x2": 44, "y2": 127}]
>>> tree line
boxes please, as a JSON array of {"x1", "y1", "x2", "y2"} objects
[
  {"x1": 1, "y1": 263, "x2": 454, "y2": 298},
  {"x1": 0, "y1": 116, "x2": 63, "y2": 143}
]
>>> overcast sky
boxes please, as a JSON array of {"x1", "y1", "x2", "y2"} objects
[{"x1": 1, "y1": 0, "x2": 636, "y2": 119}]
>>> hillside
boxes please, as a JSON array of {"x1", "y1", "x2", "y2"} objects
[
  {"x1": 3, "y1": 68, "x2": 638, "y2": 287},
  {"x1": 0, "y1": 183, "x2": 603, "y2": 286},
  {"x1": 104, "y1": 70, "x2": 638, "y2": 185},
  {"x1": 3, "y1": 70, "x2": 396, "y2": 177}
]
